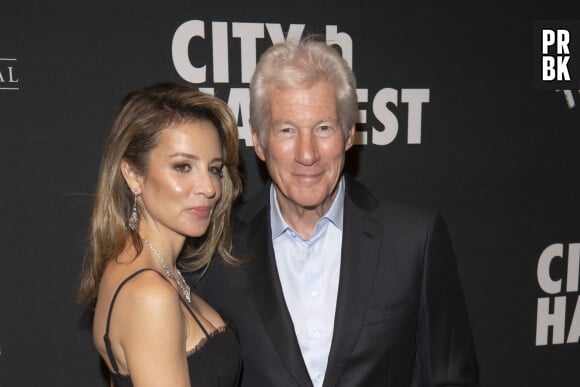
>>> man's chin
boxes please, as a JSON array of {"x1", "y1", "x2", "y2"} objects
[{"x1": 290, "y1": 192, "x2": 334, "y2": 211}]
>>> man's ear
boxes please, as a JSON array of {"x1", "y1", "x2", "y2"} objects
[
  {"x1": 120, "y1": 159, "x2": 144, "y2": 194},
  {"x1": 252, "y1": 129, "x2": 266, "y2": 161},
  {"x1": 344, "y1": 125, "x2": 355, "y2": 151}
]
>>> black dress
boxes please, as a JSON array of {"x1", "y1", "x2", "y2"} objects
[{"x1": 102, "y1": 269, "x2": 241, "y2": 387}]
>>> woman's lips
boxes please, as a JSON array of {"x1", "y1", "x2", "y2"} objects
[{"x1": 187, "y1": 206, "x2": 212, "y2": 218}]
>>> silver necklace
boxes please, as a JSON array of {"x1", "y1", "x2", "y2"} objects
[{"x1": 143, "y1": 238, "x2": 191, "y2": 303}]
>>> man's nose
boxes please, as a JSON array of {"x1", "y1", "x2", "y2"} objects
[{"x1": 294, "y1": 130, "x2": 319, "y2": 166}]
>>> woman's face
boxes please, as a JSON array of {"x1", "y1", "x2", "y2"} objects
[{"x1": 136, "y1": 120, "x2": 224, "y2": 240}]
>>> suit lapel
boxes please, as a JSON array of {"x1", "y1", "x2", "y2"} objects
[
  {"x1": 323, "y1": 177, "x2": 383, "y2": 387},
  {"x1": 238, "y1": 185, "x2": 313, "y2": 387}
]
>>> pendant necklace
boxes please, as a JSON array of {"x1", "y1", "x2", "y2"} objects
[{"x1": 143, "y1": 238, "x2": 191, "y2": 303}]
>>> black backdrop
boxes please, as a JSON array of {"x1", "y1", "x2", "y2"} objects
[{"x1": 1, "y1": 2, "x2": 579, "y2": 386}]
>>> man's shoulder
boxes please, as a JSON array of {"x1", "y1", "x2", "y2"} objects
[
  {"x1": 345, "y1": 175, "x2": 435, "y2": 220},
  {"x1": 344, "y1": 177, "x2": 448, "y2": 244}
]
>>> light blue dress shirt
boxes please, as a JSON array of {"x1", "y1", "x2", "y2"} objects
[{"x1": 270, "y1": 177, "x2": 345, "y2": 387}]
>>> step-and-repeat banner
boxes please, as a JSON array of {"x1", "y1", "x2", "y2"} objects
[{"x1": 1, "y1": 2, "x2": 578, "y2": 386}]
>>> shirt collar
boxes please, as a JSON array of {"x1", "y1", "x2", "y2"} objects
[{"x1": 270, "y1": 176, "x2": 345, "y2": 239}]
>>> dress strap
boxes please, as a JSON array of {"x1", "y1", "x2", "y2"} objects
[
  {"x1": 103, "y1": 268, "x2": 168, "y2": 374},
  {"x1": 178, "y1": 292, "x2": 209, "y2": 338},
  {"x1": 103, "y1": 268, "x2": 210, "y2": 374}
]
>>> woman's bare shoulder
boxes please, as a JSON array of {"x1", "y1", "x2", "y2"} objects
[{"x1": 115, "y1": 270, "x2": 180, "y2": 312}]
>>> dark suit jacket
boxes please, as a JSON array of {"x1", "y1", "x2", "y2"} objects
[{"x1": 193, "y1": 176, "x2": 478, "y2": 387}]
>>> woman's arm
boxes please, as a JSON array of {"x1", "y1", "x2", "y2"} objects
[{"x1": 118, "y1": 271, "x2": 191, "y2": 387}]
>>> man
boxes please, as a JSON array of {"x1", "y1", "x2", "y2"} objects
[{"x1": 194, "y1": 38, "x2": 478, "y2": 386}]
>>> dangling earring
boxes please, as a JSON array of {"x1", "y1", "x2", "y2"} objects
[{"x1": 128, "y1": 193, "x2": 139, "y2": 231}]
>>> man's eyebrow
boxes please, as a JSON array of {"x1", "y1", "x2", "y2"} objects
[
  {"x1": 271, "y1": 120, "x2": 293, "y2": 126},
  {"x1": 271, "y1": 118, "x2": 338, "y2": 126}
]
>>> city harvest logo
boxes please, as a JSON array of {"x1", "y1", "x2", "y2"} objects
[
  {"x1": 0, "y1": 58, "x2": 19, "y2": 91},
  {"x1": 171, "y1": 21, "x2": 429, "y2": 147},
  {"x1": 534, "y1": 21, "x2": 580, "y2": 91},
  {"x1": 536, "y1": 243, "x2": 580, "y2": 346}
]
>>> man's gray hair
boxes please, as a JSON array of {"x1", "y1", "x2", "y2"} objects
[{"x1": 249, "y1": 37, "x2": 358, "y2": 147}]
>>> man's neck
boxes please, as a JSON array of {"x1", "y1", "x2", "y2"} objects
[{"x1": 274, "y1": 186, "x2": 340, "y2": 240}]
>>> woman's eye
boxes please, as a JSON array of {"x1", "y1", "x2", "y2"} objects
[
  {"x1": 209, "y1": 165, "x2": 224, "y2": 178},
  {"x1": 174, "y1": 163, "x2": 191, "y2": 173}
]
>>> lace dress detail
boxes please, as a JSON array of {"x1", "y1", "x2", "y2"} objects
[
  {"x1": 186, "y1": 323, "x2": 230, "y2": 356},
  {"x1": 102, "y1": 268, "x2": 241, "y2": 387}
]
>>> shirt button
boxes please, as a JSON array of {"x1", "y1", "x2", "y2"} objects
[
  {"x1": 310, "y1": 290, "x2": 318, "y2": 297},
  {"x1": 314, "y1": 331, "x2": 321, "y2": 339}
]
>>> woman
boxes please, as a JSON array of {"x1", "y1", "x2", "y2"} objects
[{"x1": 78, "y1": 83, "x2": 242, "y2": 387}]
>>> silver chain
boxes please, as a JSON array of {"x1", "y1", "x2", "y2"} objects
[{"x1": 143, "y1": 238, "x2": 191, "y2": 303}]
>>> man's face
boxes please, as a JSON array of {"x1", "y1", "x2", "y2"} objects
[{"x1": 253, "y1": 81, "x2": 354, "y2": 215}]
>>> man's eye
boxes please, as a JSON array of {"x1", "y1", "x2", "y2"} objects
[
  {"x1": 315, "y1": 125, "x2": 336, "y2": 137},
  {"x1": 272, "y1": 126, "x2": 297, "y2": 137}
]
